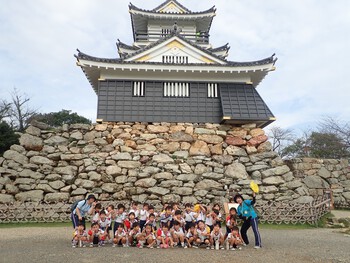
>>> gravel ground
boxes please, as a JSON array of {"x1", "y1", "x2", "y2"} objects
[{"x1": 0, "y1": 227, "x2": 349, "y2": 263}]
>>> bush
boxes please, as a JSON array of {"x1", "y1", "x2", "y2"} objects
[{"x1": 0, "y1": 121, "x2": 19, "y2": 156}]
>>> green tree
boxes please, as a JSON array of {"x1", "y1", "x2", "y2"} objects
[
  {"x1": 32, "y1": 109, "x2": 91, "y2": 127},
  {"x1": 0, "y1": 121, "x2": 19, "y2": 156},
  {"x1": 308, "y1": 132, "x2": 349, "y2": 159}
]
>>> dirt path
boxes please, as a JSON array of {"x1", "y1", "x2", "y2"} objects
[{"x1": 0, "y1": 227, "x2": 349, "y2": 263}]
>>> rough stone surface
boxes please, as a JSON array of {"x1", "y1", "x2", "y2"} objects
[
  {"x1": 15, "y1": 190, "x2": 44, "y2": 202},
  {"x1": 44, "y1": 193, "x2": 70, "y2": 202},
  {"x1": 0, "y1": 122, "x2": 348, "y2": 205},
  {"x1": 19, "y1": 134, "x2": 43, "y2": 151},
  {"x1": 189, "y1": 140, "x2": 210, "y2": 157}
]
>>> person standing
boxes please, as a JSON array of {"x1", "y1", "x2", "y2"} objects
[
  {"x1": 234, "y1": 192, "x2": 262, "y2": 249},
  {"x1": 72, "y1": 194, "x2": 97, "y2": 229}
]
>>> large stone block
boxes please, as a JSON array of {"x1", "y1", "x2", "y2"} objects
[
  {"x1": 30, "y1": 156, "x2": 54, "y2": 165},
  {"x1": 36, "y1": 184, "x2": 56, "y2": 193},
  {"x1": 303, "y1": 176, "x2": 329, "y2": 189},
  {"x1": 54, "y1": 166, "x2": 78, "y2": 176},
  {"x1": 19, "y1": 134, "x2": 43, "y2": 151},
  {"x1": 135, "y1": 178, "x2": 157, "y2": 188},
  {"x1": 225, "y1": 146, "x2": 247, "y2": 157},
  {"x1": 147, "y1": 187, "x2": 170, "y2": 196},
  {"x1": 159, "y1": 180, "x2": 183, "y2": 188},
  {"x1": 3, "y1": 150, "x2": 28, "y2": 164},
  {"x1": 101, "y1": 183, "x2": 120, "y2": 193},
  {"x1": 173, "y1": 187, "x2": 193, "y2": 196},
  {"x1": 189, "y1": 140, "x2": 210, "y2": 157},
  {"x1": 225, "y1": 163, "x2": 248, "y2": 180},
  {"x1": 44, "y1": 193, "x2": 70, "y2": 202},
  {"x1": 170, "y1": 131, "x2": 194, "y2": 142},
  {"x1": 106, "y1": 166, "x2": 122, "y2": 176},
  {"x1": 0, "y1": 194, "x2": 15, "y2": 203},
  {"x1": 147, "y1": 125, "x2": 169, "y2": 133},
  {"x1": 152, "y1": 154, "x2": 174, "y2": 164},
  {"x1": 176, "y1": 174, "x2": 198, "y2": 182},
  {"x1": 225, "y1": 136, "x2": 247, "y2": 146},
  {"x1": 198, "y1": 135, "x2": 223, "y2": 144},
  {"x1": 15, "y1": 190, "x2": 44, "y2": 202},
  {"x1": 44, "y1": 136, "x2": 68, "y2": 146},
  {"x1": 112, "y1": 152, "x2": 133, "y2": 161},
  {"x1": 262, "y1": 176, "x2": 285, "y2": 185},
  {"x1": 117, "y1": 161, "x2": 141, "y2": 169},
  {"x1": 154, "y1": 172, "x2": 174, "y2": 180},
  {"x1": 195, "y1": 179, "x2": 222, "y2": 190}
]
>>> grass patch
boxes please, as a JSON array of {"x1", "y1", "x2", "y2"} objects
[
  {"x1": 260, "y1": 223, "x2": 314, "y2": 230},
  {"x1": 0, "y1": 222, "x2": 71, "y2": 228},
  {"x1": 315, "y1": 212, "x2": 334, "y2": 228}
]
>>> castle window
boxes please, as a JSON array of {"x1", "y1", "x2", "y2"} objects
[
  {"x1": 133, "y1": 81, "x2": 145, "y2": 97},
  {"x1": 162, "y1": 55, "x2": 188, "y2": 64},
  {"x1": 208, "y1": 83, "x2": 218, "y2": 98},
  {"x1": 163, "y1": 82, "x2": 189, "y2": 97}
]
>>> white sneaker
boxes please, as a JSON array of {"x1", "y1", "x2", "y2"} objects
[
  {"x1": 112, "y1": 244, "x2": 116, "y2": 248},
  {"x1": 254, "y1": 246, "x2": 261, "y2": 249},
  {"x1": 184, "y1": 245, "x2": 188, "y2": 249},
  {"x1": 231, "y1": 247, "x2": 236, "y2": 251},
  {"x1": 206, "y1": 246, "x2": 210, "y2": 250},
  {"x1": 237, "y1": 246, "x2": 242, "y2": 250},
  {"x1": 211, "y1": 246, "x2": 214, "y2": 250}
]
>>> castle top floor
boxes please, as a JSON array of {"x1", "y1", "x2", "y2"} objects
[{"x1": 129, "y1": 0, "x2": 216, "y2": 48}]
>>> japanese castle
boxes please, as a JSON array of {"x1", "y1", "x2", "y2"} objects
[{"x1": 75, "y1": 0, "x2": 277, "y2": 127}]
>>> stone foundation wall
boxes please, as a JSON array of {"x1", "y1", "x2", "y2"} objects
[
  {"x1": 285, "y1": 158, "x2": 350, "y2": 206},
  {"x1": 0, "y1": 121, "x2": 349, "y2": 207}
]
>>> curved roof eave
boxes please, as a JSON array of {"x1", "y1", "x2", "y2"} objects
[
  {"x1": 75, "y1": 49, "x2": 277, "y2": 68},
  {"x1": 129, "y1": 3, "x2": 216, "y2": 16}
]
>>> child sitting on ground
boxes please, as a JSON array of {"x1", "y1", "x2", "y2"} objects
[
  {"x1": 113, "y1": 223, "x2": 127, "y2": 247},
  {"x1": 227, "y1": 226, "x2": 243, "y2": 250},
  {"x1": 156, "y1": 225, "x2": 174, "y2": 248},
  {"x1": 196, "y1": 220, "x2": 211, "y2": 249},
  {"x1": 184, "y1": 223, "x2": 197, "y2": 249},
  {"x1": 88, "y1": 222, "x2": 105, "y2": 247},
  {"x1": 128, "y1": 222, "x2": 142, "y2": 247},
  {"x1": 210, "y1": 223, "x2": 225, "y2": 250},
  {"x1": 171, "y1": 221, "x2": 185, "y2": 248},
  {"x1": 72, "y1": 222, "x2": 88, "y2": 248},
  {"x1": 139, "y1": 224, "x2": 156, "y2": 249}
]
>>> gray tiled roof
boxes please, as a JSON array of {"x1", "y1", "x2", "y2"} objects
[
  {"x1": 75, "y1": 48, "x2": 277, "y2": 67},
  {"x1": 208, "y1": 43, "x2": 230, "y2": 53},
  {"x1": 119, "y1": 32, "x2": 227, "y2": 62},
  {"x1": 220, "y1": 83, "x2": 275, "y2": 123},
  {"x1": 129, "y1": 2, "x2": 216, "y2": 15}
]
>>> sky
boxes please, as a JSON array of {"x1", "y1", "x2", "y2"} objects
[{"x1": 0, "y1": 0, "x2": 349, "y2": 133}]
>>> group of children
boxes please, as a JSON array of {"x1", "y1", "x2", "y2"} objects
[{"x1": 72, "y1": 201, "x2": 244, "y2": 250}]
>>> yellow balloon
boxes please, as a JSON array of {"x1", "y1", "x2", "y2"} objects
[{"x1": 250, "y1": 181, "x2": 259, "y2": 193}]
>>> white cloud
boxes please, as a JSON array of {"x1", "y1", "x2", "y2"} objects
[{"x1": 0, "y1": 0, "x2": 349, "y2": 129}]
